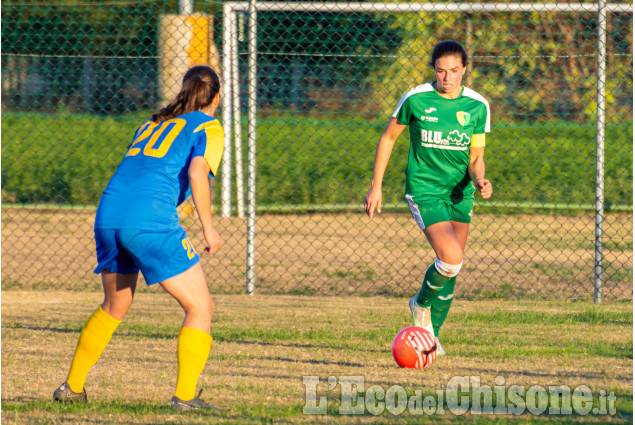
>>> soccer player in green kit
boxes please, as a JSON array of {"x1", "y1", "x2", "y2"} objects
[{"x1": 365, "y1": 41, "x2": 492, "y2": 355}]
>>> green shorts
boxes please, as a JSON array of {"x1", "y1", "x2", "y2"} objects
[{"x1": 405, "y1": 194, "x2": 474, "y2": 230}]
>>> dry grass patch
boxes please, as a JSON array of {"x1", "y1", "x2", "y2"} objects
[{"x1": 2, "y1": 208, "x2": 632, "y2": 299}]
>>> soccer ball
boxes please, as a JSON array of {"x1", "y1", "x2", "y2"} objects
[{"x1": 392, "y1": 326, "x2": 437, "y2": 369}]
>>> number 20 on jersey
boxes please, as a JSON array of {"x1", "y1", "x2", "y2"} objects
[{"x1": 126, "y1": 119, "x2": 186, "y2": 158}]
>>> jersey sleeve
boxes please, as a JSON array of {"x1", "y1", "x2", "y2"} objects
[
  {"x1": 392, "y1": 92, "x2": 412, "y2": 125},
  {"x1": 474, "y1": 100, "x2": 491, "y2": 134},
  {"x1": 192, "y1": 119, "x2": 225, "y2": 177}
]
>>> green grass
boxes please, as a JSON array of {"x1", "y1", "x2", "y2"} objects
[
  {"x1": 25, "y1": 306, "x2": 628, "y2": 357},
  {"x1": 1, "y1": 292, "x2": 632, "y2": 424},
  {"x1": 2, "y1": 397, "x2": 632, "y2": 424},
  {"x1": 1, "y1": 114, "x2": 632, "y2": 210},
  {"x1": 1, "y1": 400, "x2": 178, "y2": 415},
  {"x1": 323, "y1": 262, "x2": 378, "y2": 281}
]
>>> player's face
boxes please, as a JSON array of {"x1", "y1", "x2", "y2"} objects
[{"x1": 434, "y1": 55, "x2": 466, "y2": 98}]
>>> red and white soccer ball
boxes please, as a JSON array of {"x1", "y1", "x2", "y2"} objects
[{"x1": 392, "y1": 326, "x2": 437, "y2": 369}]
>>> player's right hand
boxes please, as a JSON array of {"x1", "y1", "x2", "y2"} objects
[
  {"x1": 364, "y1": 186, "x2": 382, "y2": 220},
  {"x1": 203, "y1": 228, "x2": 222, "y2": 255}
]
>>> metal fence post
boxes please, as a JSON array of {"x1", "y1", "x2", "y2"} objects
[
  {"x1": 246, "y1": 0, "x2": 257, "y2": 294},
  {"x1": 231, "y1": 12, "x2": 246, "y2": 218},
  {"x1": 221, "y1": 3, "x2": 233, "y2": 218},
  {"x1": 179, "y1": 0, "x2": 192, "y2": 15},
  {"x1": 594, "y1": 0, "x2": 607, "y2": 304},
  {"x1": 231, "y1": 12, "x2": 245, "y2": 218}
]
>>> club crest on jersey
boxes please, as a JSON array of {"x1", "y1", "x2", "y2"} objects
[{"x1": 456, "y1": 111, "x2": 471, "y2": 126}]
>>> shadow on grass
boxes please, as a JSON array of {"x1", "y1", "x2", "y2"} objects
[
  {"x1": 1, "y1": 398, "x2": 302, "y2": 424},
  {"x1": 1, "y1": 398, "x2": 221, "y2": 417},
  {"x1": 2, "y1": 323, "x2": 79, "y2": 334}
]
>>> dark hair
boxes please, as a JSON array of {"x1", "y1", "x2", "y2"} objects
[
  {"x1": 152, "y1": 66, "x2": 221, "y2": 122},
  {"x1": 429, "y1": 41, "x2": 468, "y2": 68}
]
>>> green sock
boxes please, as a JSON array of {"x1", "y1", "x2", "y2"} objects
[
  {"x1": 416, "y1": 262, "x2": 451, "y2": 308},
  {"x1": 431, "y1": 276, "x2": 456, "y2": 337}
]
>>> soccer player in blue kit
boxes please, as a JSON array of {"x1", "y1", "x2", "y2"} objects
[{"x1": 53, "y1": 66, "x2": 225, "y2": 411}]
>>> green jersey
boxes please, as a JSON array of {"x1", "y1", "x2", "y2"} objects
[{"x1": 393, "y1": 83, "x2": 490, "y2": 201}]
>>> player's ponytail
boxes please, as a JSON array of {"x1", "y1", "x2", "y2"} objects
[{"x1": 152, "y1": 66, "x2": 221, "y2": 122}]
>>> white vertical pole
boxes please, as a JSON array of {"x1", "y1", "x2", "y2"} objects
[
  {"x1": 221, "y1": 4, "x2": 233, "y2": 217},
  {"x1": 179, "y1": 0, "x2": 193, "y2": 15},
  {"x1": 231, "y1": 12, "x2": 246, "y2": 218},
  {"x1": 246, "y1": 0, "x2": 257, "y2": 294},
  {"x1": 594, "y1": 0, "x2": 607, "y2": 304}
]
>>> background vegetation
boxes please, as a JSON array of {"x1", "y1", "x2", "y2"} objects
[
  {"x1": 2, "y1": 1, "x2": 631, "y2": 208},
  {"x1": 1, "y1": 2, "x2": 632, "y2": 122},
  {"x1": 2, "y1": 114, "x2": 632, "y2": 209}
]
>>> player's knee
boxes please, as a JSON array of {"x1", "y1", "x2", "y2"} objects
[
  {"x1": 181, "y1": 295, "x2": 213, "y2": 320},
  {"x1": 101, "y1": 300, "x2": 132, "y2": 320},
  {"x1": 434, "y1": 258, "x2": 462, "y2": 278}
]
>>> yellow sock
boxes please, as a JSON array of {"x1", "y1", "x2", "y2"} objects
[
  {"x1": 66, "y1": 306, "x2": 121, "y2": 393},
  {"x1": 174, "y1": 327, "x2": 213, "y2": 401}
]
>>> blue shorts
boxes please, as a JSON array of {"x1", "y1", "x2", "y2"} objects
[{"x1": 94, "y1": 227, "x2": 200, "y2": 285}]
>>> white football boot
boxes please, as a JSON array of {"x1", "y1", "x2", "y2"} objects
[{"x1": 409, "y1": 295, "x2": 435, "y2": 337}]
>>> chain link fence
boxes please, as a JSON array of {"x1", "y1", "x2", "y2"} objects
[{"x1": 1, "y1": 1, "x2": 632, "y2": 299}]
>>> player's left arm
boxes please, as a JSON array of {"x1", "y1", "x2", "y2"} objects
[
  {"x1": 190, "y1": 120, "x2": 225, "y2": 255},
  {"x1": 189, "y1": 156, "x2": 222, "y2": 255},
  {"x1": 468, "y1": 134, "x2": 492, "y2": 199}
]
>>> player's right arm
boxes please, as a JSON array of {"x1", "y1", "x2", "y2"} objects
[{"x1": 364, "y1": 117, "x2": 406, "y2": 220}]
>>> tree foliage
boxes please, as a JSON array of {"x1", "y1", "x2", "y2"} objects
[{"x1": 367, "y1": 9, "x2": 632, "y2": 124}]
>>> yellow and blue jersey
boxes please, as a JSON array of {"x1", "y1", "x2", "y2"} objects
[{"x1": 95, "y1": 111, "x2": 224, "y2": 230}]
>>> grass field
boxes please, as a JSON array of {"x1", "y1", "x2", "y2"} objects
[{"x1": 1, "y1": 291, "x2": 632, "y2": 424}]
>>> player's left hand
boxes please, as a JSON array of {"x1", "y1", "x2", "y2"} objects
[
  {"x1": 203, "y1": 228, "x2": 222, "y2": 255},
  {"x1": 474, "y1": 178, "x2": 492, "y2": 199}
]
